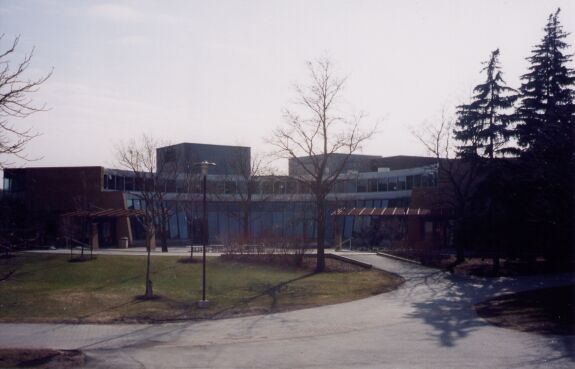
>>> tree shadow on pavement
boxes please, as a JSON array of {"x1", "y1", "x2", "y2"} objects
[
  {"x1": 406, "y1": 272, "x2": 494, "y2": 347},
  {"x1": 208, "y1": 272, "x2": 316, "y2": 319},
  {"x1": 405, "y1": 270, "x2": 575, "y2": 363},
  {"x1": 72, "y1": 273, "x2": 316, "y2": 352}
]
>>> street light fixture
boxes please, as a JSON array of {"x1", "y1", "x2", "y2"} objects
[{"x1": 194, "y1": 160, "x2": 216, "y2": 308}]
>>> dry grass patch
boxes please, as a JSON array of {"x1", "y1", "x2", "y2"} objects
[
  {"x1": 475, "y1": 285, "x2": 575, "y2": 335},
  {"x1": 0, "y1": 349, "x2": 85, "y2": 368},
  {"x1": 0, "y1": 253, "x2": 402, "y2": 323}
]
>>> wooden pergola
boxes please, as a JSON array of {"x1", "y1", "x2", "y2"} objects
[{"x1": 332, "y1": 207, "x2": 431, "y2": 217}]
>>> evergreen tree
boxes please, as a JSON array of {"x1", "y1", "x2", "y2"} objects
[
  {"x1": 516, "y1": 8, "x2": 575, "y2": 157},
  {"x1": 515, "y1": 8, "x2": 575, "y2": 261},
  {"x1": 454, "y1": 49, "x2": 517, "y2": 159},
  {"x1": 453, "y1": 49, "x2": 517, "y2": 274}
]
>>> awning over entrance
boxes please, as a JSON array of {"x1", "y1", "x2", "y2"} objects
[
  {"x1": 61, "y1": 209, "x2": 145, "y2": 218},
  {"x1": 332, "y1": 207, "x2": 431, "y2": 217}
]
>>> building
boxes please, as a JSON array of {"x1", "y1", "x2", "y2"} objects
[
  {"x1": 2, "y1": 166, "x2": 134, "y2": 247},
  {"x1": 2, "y1": 143, "x2": 450, "y2": 252},
  {"x1": 157, "y1": 142, "x2": 250, "y2": 175}
]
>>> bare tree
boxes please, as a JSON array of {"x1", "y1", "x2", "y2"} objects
[
  {"x1": 219, "y1": 152, "x2": 275, "y2": 243},
  {"x1": 115, "y1": 134, "x2": 176, "y2": 297},
  {"x1": 0, "y1": 35, "x2": 51, "y2": 167},
  {"x1": 412, "y1": 111, "x2": 482, "y2": 264},
  {"x1": 180, "y1": 170, "x2": 202, "y2": 260},
  {"x1": 268, "y1": 57, "x2": 376, "y2": 272}
]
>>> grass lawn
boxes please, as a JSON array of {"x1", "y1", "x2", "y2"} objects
[
  {"x1": 0, "y1": 253, "x2": 402, "y2": 323},
  {"x1": 475, "y1": 285, "x2": 575, "y2": 335}
]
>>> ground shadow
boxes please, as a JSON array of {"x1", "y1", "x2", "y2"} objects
[
  {"x1": 405, "y1": 268, "x2": 575, "y2": 363},
  {"x1": 72, "y1": 273, "x2": 316, "y2": 351},
  {"x1": 405, "y1": 272, "x2": 493, "y2": 347},
  {"x1": 206, "y1": 272, "x2": 316, "y2": 319}
]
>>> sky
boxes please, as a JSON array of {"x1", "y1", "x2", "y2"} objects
[{"x1": 1, "y1": 0, "x2": 574, "y2": 172}]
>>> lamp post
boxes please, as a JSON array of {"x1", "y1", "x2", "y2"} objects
[{"x1": 195, "y1": 161, "x2": 215, "y2": 308}]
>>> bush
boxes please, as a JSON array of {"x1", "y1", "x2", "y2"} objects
[{"x1": 222, "y1": 235, "x2": 310, "y2": 268}]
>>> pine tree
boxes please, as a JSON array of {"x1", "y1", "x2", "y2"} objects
[
  {"x1": 515, "y1": 8, "x2": 575, "y2": 261},
  {"x1": 516, "y1": 8, "x2": 575, "y2": 157},
  {"x1": 454, "y1": 49, "x2": 517, "y2": 160},
  {"x1": 453, "y1": 49, "x2": 517, "y2": 274}
]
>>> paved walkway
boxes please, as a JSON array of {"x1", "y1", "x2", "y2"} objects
[
  {"x1": 1, "y1": 254, "x2": 573, "y2": 368},
  {"x1": 27, "y1": 246, "x2": 369, "y2": 257}
]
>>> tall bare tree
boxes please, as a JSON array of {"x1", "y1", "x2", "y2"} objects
[
  {"x1": 413, "y1": 111, "x2": 482, "y2": 264},
  {"x1": 115, "y1": 134, "x2": 177, "y2": 297},
  {"x1": 0, "y1": 35, "x2": 51, "y2": 167},
  {"x1": 219, "y1": 152, "x2": 274, "y2": 243},
  {"x1": 268, "y1": 57, "x2": 376, "y2": 272}
]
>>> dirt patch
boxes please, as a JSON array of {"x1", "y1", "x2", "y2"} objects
[
  {"x1": 221, "y1": 254, "x2": 368, "y2": 272},
  {"x1": 428, "y1": 256, "x2": 573, "y2": 277},
  {"x1": 177, "y1": 257, "x2": 200, "y2": 264},
  {"x1": 68, "y1": 257, "x2": 97, "y2": 263},
  {"x1": 475, "y1": 284, "x2": 575, "y2": 335},
  {"x1": 0, "y1": 348, "x2": 85, "y2": 368}
]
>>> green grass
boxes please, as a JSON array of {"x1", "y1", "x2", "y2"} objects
[{"x1": 0, "y1": 253, "x2": 401, "y2": 323}]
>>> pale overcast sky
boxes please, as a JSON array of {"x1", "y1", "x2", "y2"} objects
[{"x1": 1, "y1": 0, "x2": 574, "y2": 171}]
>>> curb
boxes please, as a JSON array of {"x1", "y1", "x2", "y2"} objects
[
  {"x1": 326, "y1": 253, "x2": 373, "y2": 269},
  {"x1": 376, "y1": 251, "x2": 422, "y2": 265}
]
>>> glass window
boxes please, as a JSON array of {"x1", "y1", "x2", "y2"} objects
[
  {"x1": 368, "y1": 179, "x2": 378, "y2": 192},
  {"x1": 299, "y1": 182, "x2": 311, "y2": 194},
  {"x1": 166, "y1": 180, "x2": 177, "y2": 193},
  {"x1": 262, "y1": 181, "x2": 273, "y2": 194},
  {"x1": 335, "y1": 180, "x2": 345, "y2": 193},
  {"x1": 388, "y1": 177, "x2": 398, "y2": 191},
  {"x1": 274, "y1": 181, "x2": 285, "y2": 194},
  {"x1": 286, "y1": 180, "x2": 297, "y2": 194},
  {"x1": 125, "y1": 177, "x2": 134, "y2": 191},
  {"x1": 344, "y1": 179, "x2": 356, "y2": 193},
  {"x1": 176, "y1": 179, "x2": 186, "y2": 193},
  {"x1": 135, "y1": 177, "x2": 144, "y2": 191},
  {"x1": 406, "y1": 176, "x2": 413, "y2": 190},
  {"x1": 169, "y1": 211, "x2": 179, "y2": 239},
  {"x1": 413, "y1": 174, "x2": 421, "y2": 188},
  {"x1": 213, "y1": 180, "x2": 225, "y2": 194},
  {"x1": 3, "y1": 177, "x2": 11, "y2": 192},
  {"x1": 377, "y1": 177, "x2": 388, "y2": 192},
  {"x1": 117, "y1": 176, "x2": 125, "y2": 191},
  {"x1": 430, "y1": 172, "x2": 438, "y2": 187},
  {"x1": 225, "y1": 181, "x2": 237, "y2": 194},
  {"x1": 398, "y1": 176, "x2": 406, "y2": 191},
  {"x1": 237, "y1": 180, "x2": 248, "y2": 194},
  {"x1": 357, "y1": 179, "x2": 368, "y2": 192},
  {"x1": 421, "y1": 174, "x2": 430, "y2": 187}
]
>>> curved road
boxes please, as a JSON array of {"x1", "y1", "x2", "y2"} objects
[{"x1": 1, "y1": 254, "x2": 573, "y2": 368}]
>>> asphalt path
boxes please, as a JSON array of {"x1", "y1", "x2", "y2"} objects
[{"x1": 1, "y1": 254, "x2": 573, "y2": 368}]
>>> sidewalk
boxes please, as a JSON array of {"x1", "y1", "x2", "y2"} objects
[
  {"x1": 26, "y1": 247, "x2": 376, "y2": 257},
  {"x1": 1, "y1": 254, "x2": 573, "y2": 369}
]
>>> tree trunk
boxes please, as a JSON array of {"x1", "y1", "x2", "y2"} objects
[
  {"x1": 145, "y1": 243, "x2": 153, "y2": 298},
  {"x1": 161, "y1": 222, "x2": 168, "y2": 253},
  {"x1": 493, "y1": 252, "x2": 500, "y2": 275},
  {"x1": 146, "y1": 227, "x2": 156, "y2": 250},
  {"x1": 242, "y1": 208, "x2": 250, "y2": 243},
  {"x1": 315, "y1": 196, "x2": 326, "y2": 273},
  {"x1": 488, "y1": 153, "x2": 499, "y2": 276},
  {"x1": 454, "y1": 207, "x2": 466, "y2": 264},
  {"x1": 491, "y1": 207, "x2": 500, "y2": 276}
]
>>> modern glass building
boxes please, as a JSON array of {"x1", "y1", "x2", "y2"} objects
[{"x1": 2, "y1": 143, "x2": 443, "y2": 249}]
